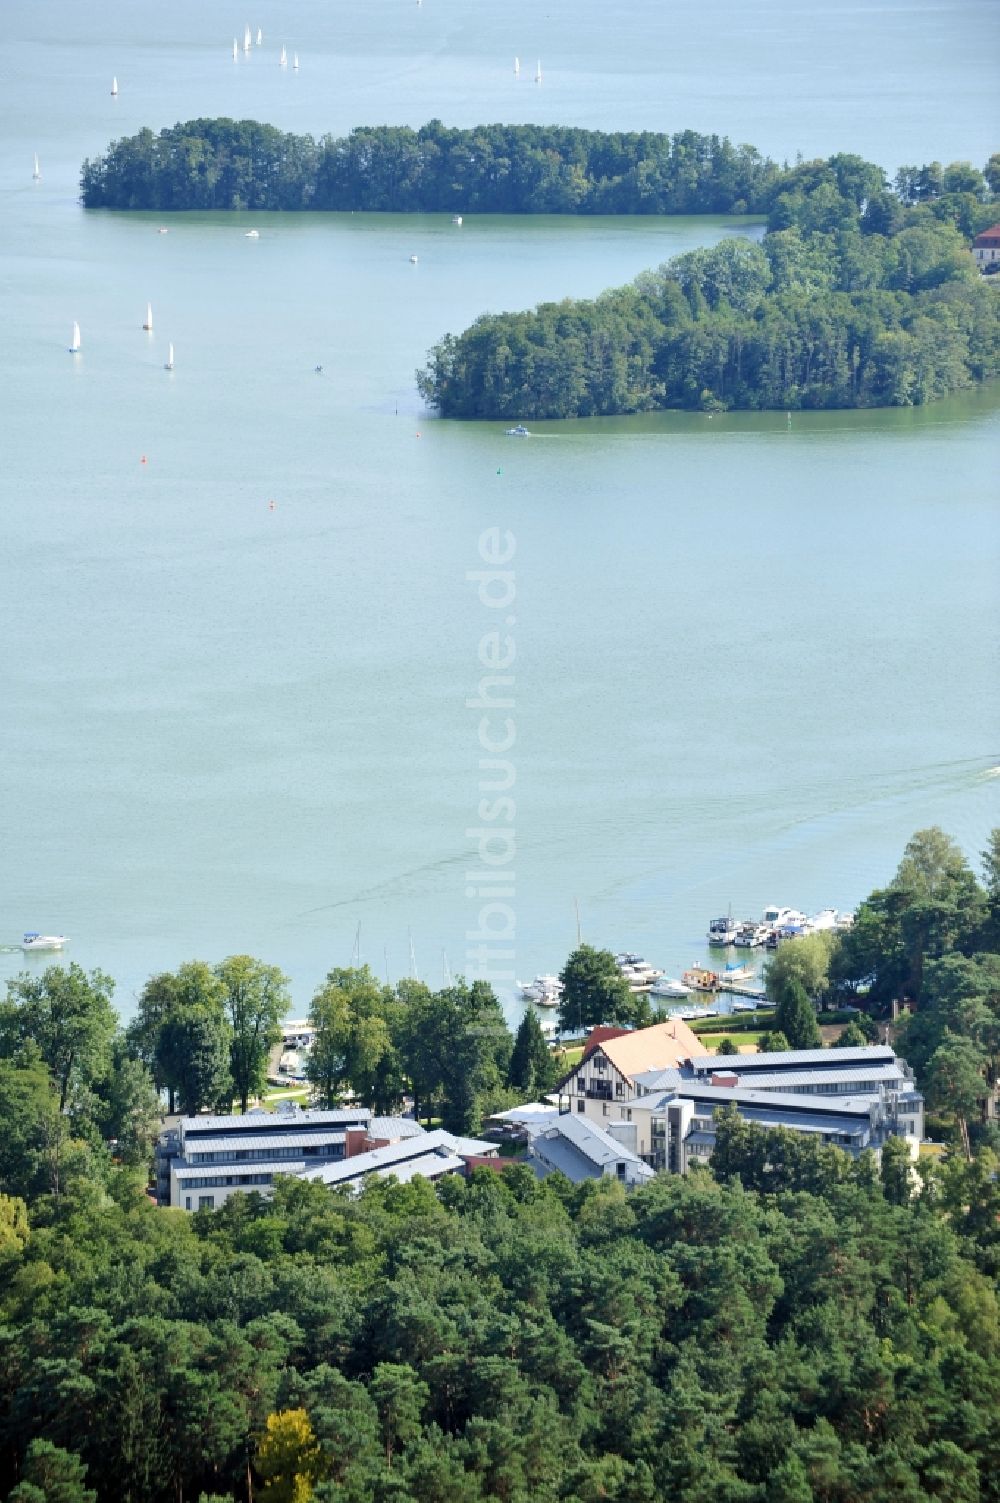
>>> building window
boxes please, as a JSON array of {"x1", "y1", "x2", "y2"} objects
[
  {"x1": 185, "y1": 1197, "x2": 191, "y2": 1210},
  {"x1": 198, "y1": 1195, "x2": 215, "y2": 1211},
  {"x1": 616, "y1": 1162, "x2": 626, "y2": 1180},
  {"x1": 577, "y1": 1099, "x2": 585, "y2": 1113},
  {"x1": 615, "y1": 1082, "x2": 624, "y2": 1098},
  {"x1": 593, "y1": 1055, "x2": 607, "y2": 1073},
  {"x1": 626, "y1": 1109, "x2": 632, "y2": 1122}
]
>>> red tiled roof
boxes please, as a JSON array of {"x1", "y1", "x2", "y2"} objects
[
  {"x1": 973, "y1": 224, "x2": 1000, "y2": 246},
  {"x1": 581, "y1": 1026, "x2": 630, "y2": 1060}
]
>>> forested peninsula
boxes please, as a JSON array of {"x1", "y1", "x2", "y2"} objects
[{"x1": 418, "y1": 152, "x2": 1000, "y2": 416}]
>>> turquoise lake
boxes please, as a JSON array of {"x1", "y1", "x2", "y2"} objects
[{"x1": 1, "y1": 0, "x2": 997, "y2": 1016}]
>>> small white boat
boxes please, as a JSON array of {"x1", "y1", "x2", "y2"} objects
[
  {"x1": 720, "y1": 963, "x2": 754, "y2": 984},
  {"x1": 452, "y1": 215, "x2": 463, "y2": 225},
  {"x1": 514, "y1": 56, "x2": 520, "y2": 76},
  {"x1": 505, "y1": 424, "x2": 530, "y2": 437},
  {"x1": 111, "y1": 76, "x2": 119, "y2": 96},
  {"x1": 256, "y1": 26, "x2": 263, "y2": 45},
  {"x1": 535, "y1": 59, "x2": 542, "y2": 83},
  {"x1": 157, "y1": 226, "x2": 169, "y2": 234},
  {"x1": 409, "y1": 253, "x2": 418, "y2": 263},
  {"x1": 732, "y1": 999, "x2": 760, "y2": 1013},
  {"x1": 143, "y1": 302, "x2": 153, "y2": 331},
  {"x1": 279, "y1": 44, "x2": 287, "y2": 66},
  {"x1": 22, "y1": 933, "x2": 68, "y2": 952},
  {"x1": 245, "y1": 229, "x2": 260, "y2": 238},
  {"x1": 233, "y1": 38, "x2": 238, "y2": 60},
  {"x1": 293, "y1": 53, "x2": 299, "y2": 70},
  {"x1": 69, "y1": 320, "x2": 81, "y2": 353},
  {"x1": 805, "y1": 907, "x2": 838, "y2": 933},
  {"x1": 164, "y1": 342, "x2": 174, "y2": 371},
  {"x1": 651, "y1": 976, "x2": 690, "y2": 998},
  {"x1": 244, "y1": 25, "x2": 252, "y2": 52},
  {"x1": 33, "y1": 154, "x2": 41, "y2": 180}
]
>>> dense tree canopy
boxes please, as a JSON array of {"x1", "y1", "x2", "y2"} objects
[{"x1": 80, "y1": 120, "x2": 779, "y2": 214}]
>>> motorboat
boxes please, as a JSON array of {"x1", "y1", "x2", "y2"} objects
[
  {"x1": 22, "y1": 933, "x2": 68, "y2": 952},
  {"x1": 615, "y1": 953, "x2": 664, "y2": 991},
  {"x1": 720, "y1": 962, "x2": 754, "y2": 983},
  {"x1": 518, "y1": 974, "x2": 563, "y2": 1007},
  {"x1": 651, "y1": 976, "x2": 690, "y2": 998},
  {"x1": 682, "y1": 966, "x2": 719, "y2": 992},
  {"x1": 732, "y1": 999, "x2": 761, "y2": 1012},
  {"x1": 707, "y1": 913, "x2": 739, "y2": 946},
  {"x1": 805, "y1": 908, "x2": 838, "y2": 932},
  {"x1": 762, "y1": 905, "x2": 806, "y2": 930},
  {"x1": 505, "y1": 424, "x2": 530, "y2": 437},
  {"x1": 835, "y1": 911, "x2": 855, "y2": 930},
  {"x1": 452, "y1": 215, "x2": 463, "y2": 225},
  {"x1": 245, "y1": 229, "x2": 260, "y2": 238},
  {"x1": 734, "y1": 922, "x2": 770, "y2": 948},
  {"x1": 409, "y1": 254, "x2": 419, "y2": 263}
]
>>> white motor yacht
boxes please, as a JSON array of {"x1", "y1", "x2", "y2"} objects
[
  {"x1": 707, "y1": 914, "x2": 739, "y2": 946},
  {"x1": 651, "y1": 975, "x2": 690, "y2": 998},
  {"x1": 517, "y1": 974, "x2": 563, "y2": 1007},
  {"x1": 734, "y1": 922, "x2": 770, "y2": 948},
  {"x1": 615, "y1": 953, "x2": 664, "y2": 991},
  {"x1": 22, "y1": 933, "x2": 68, "y2": 952}
]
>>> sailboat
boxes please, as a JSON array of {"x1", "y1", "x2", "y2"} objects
[
  {"x1": 256, "y1": 26, "x2": 262, "y2": 44},
  {"x1": 33, "y1": 154, "x2": 41, "y2": 180},
  {"x1": 243, "y1": 25, "x2": 251, "y2": 53},
  {"x1": 142, "y1": 302, "x2": 153, "y2": 332},
  {"x1": 292, "y1": 52, "x2": 299, "y2": 70},
  {"x1": 534, "y1": 59, "x2": 542, "y2": 83},
  {"x1": 279, "y1": 44, "x2": 287, "y2": 66},
  {"x1": 69, "y1": 321, "x2": 81, "y2": 353},
  {"x1": 111, "y1": 76, "x2": 118, "y2": 96},
  {"x1": 514, "y1": 56, "x2": 520, "y2": 76},
  {"x1": 164, "y1": 342, "x2": 174, "y2": 371},
  {"x1": 232, "y1": 38, "x2": 238, "y2": 60}
]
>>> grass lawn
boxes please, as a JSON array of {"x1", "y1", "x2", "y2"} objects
[
  {"x1": 695, "y1": 1030, "x2": 768, "y2": 1052},
  {"x1": 555, "y1": 1046, "x2": 584, "y2": 1069}
]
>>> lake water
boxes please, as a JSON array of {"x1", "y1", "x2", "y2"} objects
[{"x1": 1, "y1": 0, "x2": 998, "y2": 1019}]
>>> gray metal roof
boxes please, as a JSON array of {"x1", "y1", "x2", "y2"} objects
[
  {"x1": 690, "y1": 1046, "x2": 895, "y2": 1073},
  {"x1": 676, "y1": 1083, "x2": 877, "y2": 1118},
  {"x1": 184, "y1": 1130, "x2": 350, "y2": 1156},
  {"x1": 528, "y1": 1137, "x2": 601, "y2": 1184},
  {"x1": 301, "y1": 1129, "x2": 495, "y2": 1185},
  {"x1": 719, "y1": 1065, "x2": 905, "y2": 1092},
  {"x1": 633, "y1": 1067, "x2": 684, "y2": 1091},
  {"x1": 172, "y1": 1158, "x2": 308, "y2": 1179},
  {"x1": 368, "y1": 1117, "x2": 425, "y2": 1139},
  {"x1": 534, "y1": 1113, "x2": 643, "y2": 1167},
  {"x1": 180, "y1": 1107, "x2": 371, "y2": 1136},
  {"x1": 378, "y1": 1152, "x2": 466, "y2": 1183}
]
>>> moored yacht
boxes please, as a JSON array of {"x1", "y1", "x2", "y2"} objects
[
  {"x1": 707, "y1": 913, "x2": 739, "y2": 946},
  {"x1": 518, "y1": 974, "x2": 563, "y2": 1007},
  {"x1": 734, "y1": 922, "x2": 770, "y2": 948},
  {"x1": 615, "y1": 953, "x2": 664, "y2": 991},
  {"x1": 651, "y1": 975, "x2": 690, "y2": 998}
]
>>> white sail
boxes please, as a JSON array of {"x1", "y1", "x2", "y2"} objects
[
  {"x1": 233, "y1": 38, "x2": 238, "y2": 59},
  {"x1": 256, "y1": 27, "x2": 262, "y2": 44},
  {"x1": 33, "y1": 154, "x2": 41, "y2": 180},
  {"x1": 293, "y1": 52, "x2": 299, "y2": 69},
  {"x1": 535, "y1": 59, "x2": 541, "y2": 83},
  {"x1": 279, "y1": 44, "x2": 287, "y2": 66},
  {"x1": 69, "y1": 321, "x2": 81, "y2": 352},
  {"x1": 514, "y1": 56, "x2": 520, "y2": 76},
  {"x1": 164, "y1": 342, "x2": 174, "y2": 371},
  {"x1": 143, "y1": 302, "x2": 153, "y2": 331},
  {"x1": 243, "y1": 25, "x2": 251, "y2": 52},
  {"x1": 111, "y1": 75, "x2": 118, "y2": 95}
]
